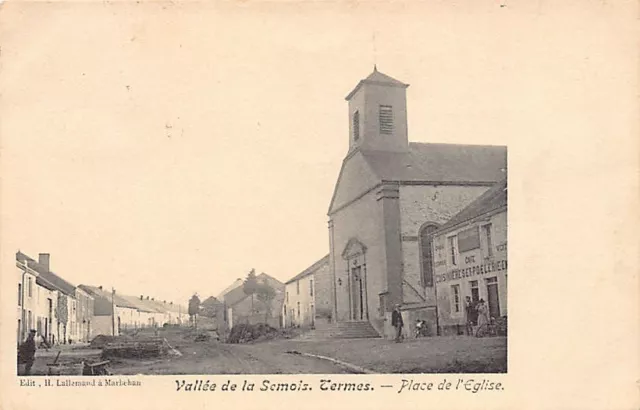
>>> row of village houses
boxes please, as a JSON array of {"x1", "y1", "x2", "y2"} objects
[{"x1": 16, "y1": 251, "x2": 188, "y2": 345}]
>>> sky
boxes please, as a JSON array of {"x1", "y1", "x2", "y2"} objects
[{"x1": 1, "y1": 1, "x2": 634, "y2": 306}]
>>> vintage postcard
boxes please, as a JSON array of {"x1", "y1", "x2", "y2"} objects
[{"x1": 0, "y1": 1, "x2": 637, "y2": 409}]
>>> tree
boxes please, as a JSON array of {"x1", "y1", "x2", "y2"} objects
[
  {"x1": 243, "y1": 269, "x2": 259, "y2": 317},
  {"x1": 188, "y1": 294, "x2": 201, "y2": 329},
  {"x1": 255, "y1": 280, "x2": 276, "y2": 323}
]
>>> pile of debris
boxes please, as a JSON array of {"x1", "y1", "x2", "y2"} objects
[
  {"x1": 101, "y1": 337, "x2": 181, "y2": 359},
  {"x1": 90, "y1": 334, "x2": 132, "y2": 349},
  {"x1": 226, "y1": 323, "x2": 280, "y2": 344}
]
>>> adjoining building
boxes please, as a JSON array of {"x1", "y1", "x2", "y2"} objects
[
  {"x1": 78, "y1": 285, "x2": 140, "y2": 337},
  {"x1": 432, "y1": 178, "x2": 508, "y2": 335},
  {"x1": 16, "y1": 252, "x2": 94, "y2": 344},
  {"x1": 16, "y1": 257, "x2": 39, "y2": 344},
  {"x1": 220, "y1": 273, "x2": 285, "y2": 329},
  {"x1": 327, "y1": 68, "x2": 507, "y2": 339},
  {"x1": 282, "y1": 255, "x2": 330, "y2": 328}
]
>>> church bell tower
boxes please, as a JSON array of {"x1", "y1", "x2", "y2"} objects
[{"x1": 345, "y1": 67, "x2": 410, "y2": 153}]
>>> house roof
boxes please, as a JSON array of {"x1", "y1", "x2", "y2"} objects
[
  {"x1": 216, "y1": 278, "x2": 244, "y2": 300},
  {"x1": 16, "y1": 251, "x2": 77, "y2": 296},
  {"x1": 78, "y1": 285, "x2": 140, "y2": 310},
  {"x1": 362, "y1": 143, "x2": 507, "y2": 184},
  {"x1": 118, "y1": 295, "x2": 159, "y2": 313},
  {"x1": 285, "y1": 254, "x2": 330, "y2": 285},
  {"x1": 202, "y1": 296, "x2": 222, "y2": 306},
  {"x1": 223, "y1": 286, "x2": 249, "y2": 307},
  {"x1": 437, "y1": 178, "x2": 508, "y2": 234},
  {"x1": 256, "y1": 272, "x2": 284, "y2": 287},
  {"x1": 220, "y1": 273, "x2": 285, "y2": 307},
  {"x1": 346, "y1": 68, "x2": 409, "y2": 100}
]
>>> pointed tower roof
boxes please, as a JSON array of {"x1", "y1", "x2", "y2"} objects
[{"x1": 345, "y1": 67, "x2": 409, "y2": 100}]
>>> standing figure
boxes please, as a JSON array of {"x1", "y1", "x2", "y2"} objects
[
  {"x1": 391, "y1": 304, "x2": 404, "y2": 343},
  {"x1": 475, "y1": 299, "x2": 490, "y2": 337},
  {"x1": 465, "y1": 296, "x2": 478, "y2": 336},
  {"x1": 18, "y1": 330, "x2": 37, "y2": 375}
]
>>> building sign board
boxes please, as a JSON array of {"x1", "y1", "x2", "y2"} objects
[{"x1": 435, "y1": 260, "x2": 507, "y2": 283}]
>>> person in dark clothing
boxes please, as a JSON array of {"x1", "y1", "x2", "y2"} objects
[
  {"x1": 465, "y1": 296, "x2": 478, "y2": 336},
  {"x1": 18, "y1": 330, "x2": 37, "y2": 375},
  {"x1": 391, "y1": 304, "x2": 404, "y2": 342}
]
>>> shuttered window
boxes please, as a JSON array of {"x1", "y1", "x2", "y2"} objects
[
  {"x1": 379, "y1": 105, "x2": 393, "y2": 134},
  {"x1": 353, "y1": 110, "x2": 360, "y2": 141}
]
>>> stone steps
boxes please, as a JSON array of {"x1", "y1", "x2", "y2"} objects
[{"x1": 295, "y1": 321, "x2": 380, "y2": 340}]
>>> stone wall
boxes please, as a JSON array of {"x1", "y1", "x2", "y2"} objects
[{"x1": 399, "y1": 185, "x2": 491, "y2": 306}]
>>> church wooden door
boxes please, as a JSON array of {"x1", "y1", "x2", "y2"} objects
[{"x1": 351, "y1": 266, "x2": 365, "y2": 321}]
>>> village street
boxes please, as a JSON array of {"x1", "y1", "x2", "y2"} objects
[{"x1": 27, "y1": 327, "x2": 507, "y2": 375}]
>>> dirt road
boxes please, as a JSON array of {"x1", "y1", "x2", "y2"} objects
[{"x1": 108, "y1": 340, "x2": 350, "y2": 375}]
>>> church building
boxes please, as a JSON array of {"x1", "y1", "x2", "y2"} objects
[{"x1": 327, "y1": 68, "x2": 507, "y2": 338}]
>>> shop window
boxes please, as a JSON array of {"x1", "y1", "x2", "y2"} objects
[
  {"x1": 451, "y1": 284, "x2": 461, "y2": 313},
  {"x1": 419, "y1": 223, "x2": 439, "y2": 287},
  {"x1": 448, "y1": 236, "x2": 458, "y2": 266}
]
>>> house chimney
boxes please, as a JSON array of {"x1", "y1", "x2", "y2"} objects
[
  {"x1": 146, "y1": 296, "x2": 149, "y2": 300},
  {"x1": 39, "y1": 253, "x2": 50, "y2": 271},
  {"x1": 99, "y1": 286, "x2": 103, "y2": 290},
  {"x1": 140, "y1": 295, "x2": 143, "y2": 300},
  {"x1": 151, "y1": 298, "x2": 155, "y2": 301}
]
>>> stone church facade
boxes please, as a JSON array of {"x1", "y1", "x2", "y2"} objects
[{"x1": 327, "y1": 68, "x2": 507, "y2": 339}]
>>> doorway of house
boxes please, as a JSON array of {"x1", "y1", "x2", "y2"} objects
[{"x1": 486, "y1": 277, "x2": 501, "y2": 319}]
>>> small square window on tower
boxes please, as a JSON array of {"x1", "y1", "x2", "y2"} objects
[
  {"x1": 379, "y1": 105, "x2": 393, "y2": 134},
  {"x1": 353, "y1": 110, "x2": 360, "y2": 141}
]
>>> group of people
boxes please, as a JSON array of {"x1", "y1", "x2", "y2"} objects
[
  {"x1": 390, "y1": 297, "x2": 491, "y2": 342},
  {"x1": 465, "y1": 296, "x2": 490, "y2": 336}
]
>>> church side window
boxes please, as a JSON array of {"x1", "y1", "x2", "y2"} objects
[
  {"x1": 379, "y1": 105, "x2": 393, "y2": 134},
  {"x1": 353, "y1": 110, "x2": 360, "y2": 141},
  {"x1": 420, "y1": 223, "x2": 439, "y2": 288}
]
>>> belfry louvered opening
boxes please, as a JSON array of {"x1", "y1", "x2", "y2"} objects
[
  {"x1": 379, "y1": 105, "x2": 393, "y2": 134},
  {"x1": 353, "y1": 110, "x2": 360, "y2": 141}
]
